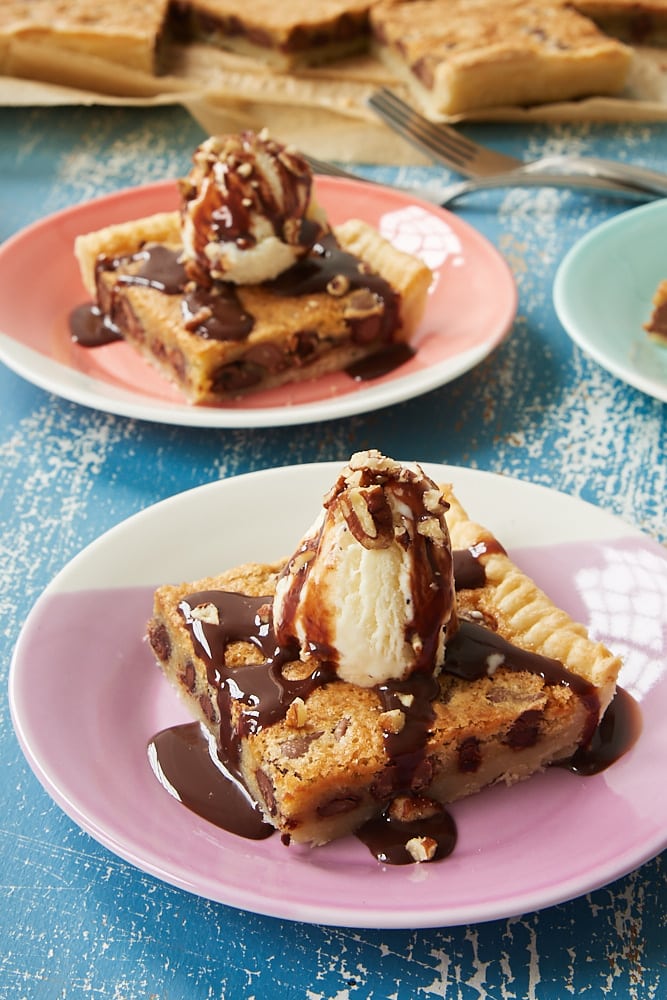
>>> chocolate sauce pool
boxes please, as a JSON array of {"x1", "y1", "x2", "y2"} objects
[
  {"x1": 148, "y1": 544, "x2": 641, "y2": 865},
  {"x1": 69, "y1": 303, "x2": 122, "y2": 347},
  {"x1": 345, "y1": 341, "x2": 415, "y2": 381},
  {"x1": 148, "y1": 722, "x2": 273, "y2": 840}
]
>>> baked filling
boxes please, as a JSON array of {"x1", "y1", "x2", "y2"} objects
[
  {"x1": 370, "y1": 0, "x2": 632, "y2": 115},
  {"x1": 146, "y1": 453, "x2": 624, "y2": 863},
  {"x1": 171, "y1": 0, "x2": 376, "y2": 68},
  {"x1": 572, "y1": 0, "x2": 667, "y2": 45}
]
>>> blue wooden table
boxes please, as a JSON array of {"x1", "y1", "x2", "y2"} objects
[{"x1": 1, "y1": 103, "x2": 665, "y2": 999}]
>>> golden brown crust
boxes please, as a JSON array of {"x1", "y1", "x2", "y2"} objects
[
  {"x1": 74, "y1": 212, "x2": 181, "y2": 296},
  {"x1": 442, "y1": 486, "x2": 620, "y2": 711},
  {"x1": 370, "y1": 0, "x2": 632, "y2": 115},
  {"x1": 147, "y1": 485, "x2": 622, "y2": 845}
]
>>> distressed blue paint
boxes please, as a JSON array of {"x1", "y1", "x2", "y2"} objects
[{"x1": 1, "y1": 105, "x2": 665, "y2": 999}]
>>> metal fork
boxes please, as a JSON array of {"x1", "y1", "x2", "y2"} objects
[
  {"x1": 303, "y1": 154, "x2": 659, "y2": 207},
  {"x1": 368, "y1": 87, "x2": 667, "y2": 198},
  {"x1": 368, "y1": 88, "x2": 518, "y2": 177}
]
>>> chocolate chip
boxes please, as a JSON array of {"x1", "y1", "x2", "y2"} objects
[
  {"x1": 280, "y1": 732, "x2": 323, "y2": 759},
  {"x1": 182, "y1": 660, "x2": 196, "y2": 693},
  {"x1": 410, "y1": 756, "x2": 434, "y2": 791},
  {"x1": 199, "y1": 693, "x2": 216, "y2": 724},
  {"x1": 255, "y1": 768, "x2": 277, "y2": 816},
  {"x1": 148, "y1": 622, "x2": 171, "y2": 662},
  {"x1": 505, "y1": 709, "x2": 542, "y2": 749},
  {"x1": 317, "y1": 795, "x2": 361, "y2": 817},
  {"x1": 458, "y1": 736, "x2": 482, "y2": 773}
]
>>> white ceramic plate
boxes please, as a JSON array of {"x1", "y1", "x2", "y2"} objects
[
  {"x1": 0, "y1": 179, "x2": 517, "y2": 427},
  {"x1": 10, "y1": 463, "x2": 667, "y2": 928},
  {"x1": 554, "y1": 199, "x2": 667, "y2": 403}
]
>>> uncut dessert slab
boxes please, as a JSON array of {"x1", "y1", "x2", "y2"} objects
[
  {"x1": 9, "y1": 463, "x2": 667, "y2": 928},
  {"x1": 2, "y1": 3, "x2": 667, "y2": 129}
]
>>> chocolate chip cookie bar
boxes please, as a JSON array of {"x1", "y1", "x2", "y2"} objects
[
  {"x1": 147, "y1": 459, "x2": 621, "y2": 850},
  {"x1": 73, "y1": 211, "x2": 431, "y2": 402},
  {"x1": 370, "y1": 0, "x2": 632, "y2": 116}
]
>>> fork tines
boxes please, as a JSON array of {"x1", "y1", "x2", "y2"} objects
[{"x1": 368, "y1": 87, "x2": 476, "y2": 170}]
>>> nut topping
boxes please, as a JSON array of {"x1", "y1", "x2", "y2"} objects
[
  {"x1": 405, "y1": 836, "x2": 438, "y2": 863},
  {"x1": 343, "y1": 288, "x2": 383, "y2": 320},
  {"x1": 285, "y1": 697, "x2": 308, "y2": 729},
  {"x1": 326, "y1": 274, "x2": 350, "y2": 297},
  {"x1": 189, "y1": 602, "x2": 219, "y2": 625},
  {"x1": 388, "y1": 795, "x2": 442, "y2": 823}
]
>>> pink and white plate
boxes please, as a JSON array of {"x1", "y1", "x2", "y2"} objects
[
  {"x1": 0, "y1": 179, "x2": 516, "y2": 427},
  {"x1": 9, "y1": 463, "x2": 667, "y2": 928}
]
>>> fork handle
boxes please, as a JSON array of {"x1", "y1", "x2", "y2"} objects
[
  {"x1": 439, "y1": 170, "x2": 661, "y2": 206},
  {"x1": 520, "y1": 155, "x2": 667, "y2": 198}
]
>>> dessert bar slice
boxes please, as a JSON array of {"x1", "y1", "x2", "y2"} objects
[
  {"x1": 147, "y1": 483, "x2": 621, "y2": 847},
  {"x1": 73, "y1": 211, "x2": 431, "y2": 403},
  {"x1": 172, "y1": 0, "x2": 375, "y2": 69},
  {"x1": 370, "y1": 0, "x2": 632, "y2": 116},
  {"x1": 0, "y1": 0, "x2": 170, "y2": 74},
  {"x1": 644, "y1": 278, "x2": 667, "y2": 344}
]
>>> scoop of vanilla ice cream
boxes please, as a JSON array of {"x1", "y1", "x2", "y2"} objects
[
  {"x1": 178, "y1": 130, "x2": 328, "y2": 285},
  {"x1": 273, "y1": 451, "x2": 457, "y2": 687}
]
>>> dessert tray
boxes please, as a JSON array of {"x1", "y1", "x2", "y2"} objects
[
  {"x1": 554, "y1": 198, "x2": 667, "y2": 403},
  {"x1": 0, "y1": 177, "x2": 516, "y2": 427},
  {"x1": 9, "y1": 462, "x2": 667, "y2": 929}
]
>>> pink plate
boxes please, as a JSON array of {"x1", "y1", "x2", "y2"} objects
[
  {"x1": 9, "y1": 464, "x2": 667, "y2": 928},
  {"x1": 0, "y1": 179, "x2": 516, "y2": 427}
]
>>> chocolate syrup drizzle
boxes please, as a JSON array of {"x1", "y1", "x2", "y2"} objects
[
  {"x1": 148, "y1": 540, "x2": 641, "y2": 865},
  {"x1": 70, "y1": 237, "x2": 409, "y2": 382},
  {"x1": 179, "y1": 133, "x2": 321, "y2": 270},
  {"x1": 69, "y1": 235, "x2": 414, "y2": 391}
]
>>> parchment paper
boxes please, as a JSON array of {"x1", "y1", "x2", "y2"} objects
[{"x1": 2, "y1": 37, "x2": 667, "y2": 164}]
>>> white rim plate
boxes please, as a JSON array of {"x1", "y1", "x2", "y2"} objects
[
  {"x1": 554, "y1": 198, "x2": 667, "y2": 403},
  {"x1": 0, "y1": 178, "x2": 517, "y2": 427},
  {"x1": 9, "y1": 462, "x2": 667, "y2": 927}
]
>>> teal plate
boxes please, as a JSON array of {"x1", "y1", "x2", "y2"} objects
[{"x1": 554, "y1": 199, "x2": 667, "y2": 404}]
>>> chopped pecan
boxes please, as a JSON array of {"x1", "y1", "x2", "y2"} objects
[
  {"x1": 389, "y1": 795, "x2": 442, "y2": 823},
  {"x1": 285, "y1": 697, "x2": 308, "y2": 729},
  {"x1": 405, "y1": 836, "x2": 437, "y2": 863}
]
